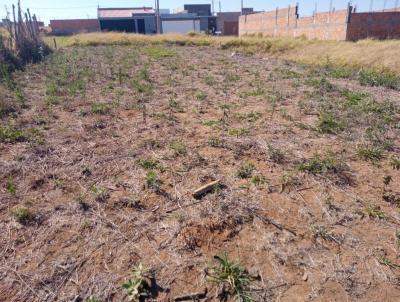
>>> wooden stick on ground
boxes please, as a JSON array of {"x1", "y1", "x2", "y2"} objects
[
  {"x1": 174, "y1": 290, "x2": 207, "y2": 301},
  {"x1": 192, "y1": 180, "x2": 221, "y2": 199}
]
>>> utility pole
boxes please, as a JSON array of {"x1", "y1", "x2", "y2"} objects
[
  {"x1": 156, "y1": 0, "x2": 160, "y2": 34},
  {"x1": 241, "y1": 0, "x2": 243, "y2": 14},
  {"x1": 211, "y1": 0, "x2": 214, "y2": 15},
  {"x1": 219, "y1": 1, "x2": 222, "y2": 13}
]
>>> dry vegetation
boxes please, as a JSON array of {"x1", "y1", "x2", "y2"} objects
[
  {"x1": 47, "y1": 32, "x2": 400, "y2": 73},
  {"x1": 1, "y1": 35, "x2": 400, "y2": 301}
]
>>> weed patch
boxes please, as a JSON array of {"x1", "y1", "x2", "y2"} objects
[
  {"x1": 317, "y1": 113, "x2": 344, "y2": 134},
  {"x1": 299, "y1": 154, "x2": 342, "y2": 175},
  {"x1": 207, "y1": 254, "x2": 256, "y2": 302},
  {"x1": 357, "y1": 145, "x2": 384, "y2": 162},
  {"x1": 237, "y1": 163, "x2": 255, "y2": 179},
  {"x1": 144, "y1": 46, "x2": 177, "y2": 59},
  {"x1": 9, "y1": 206, "x2": 32, "y2": 224},
  {"x1": 359, "y1": 70, "x2": 400, "y2": 90},
  {"x1": 0, "y1": 125, "x2": 26, "y2": 143},
  {"x1": 122, "y1": 263, "x2": 150, "y2": 301}
]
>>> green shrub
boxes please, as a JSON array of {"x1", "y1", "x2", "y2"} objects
[
  {"x1": 391, "y1": 156, "x2": 400, "y2": 170},
  {"x1": 207, "y1": 254, "x2": 255, "y2": 302},
  {"x1": 91, "y1": 102, "x2": 113, "y2": 114},
  {"x1": 357, "y1": 145, "x2": 384, "y2": 162},
  {"x1": 236, "y1": 163, "x2": 255, "y2": 179},
  {"x1": 359, "y1": 70, "x2": 400, "y2": 90},
  {"x1": 170, "y1": 141, "x2": 187, "y2": 156},
  {"x1": 317, "y1": 113, "x2": 343, "y2": 134},
  {"x1": 6, "y1": 176, "x2": 16, "y2": 195},
  {"x1": 138, "y1": 159, "x2": 159, "y2": 170},
  {"x1": 122, "y1": 263, "x2": 150, "y2": 301},
  {"x1": 0, "y1": 125, "x2": 26, "y2": 143},
  {"x1": 9, "y1": 206, "x2": 32, "y2": 224},
  {"x1": 145, "y1": 171, "x2": 159, "y2": 189},
  {"x1": 298, "y1": 154, "x2": 341, "y2": 174},
  {"x1": 144, "y1": 46, "x2": 177, "y2": 59}
]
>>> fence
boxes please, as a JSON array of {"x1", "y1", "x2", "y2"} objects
[{"x1": 239, "y1": 4, "x2": 400, "y2": 41}]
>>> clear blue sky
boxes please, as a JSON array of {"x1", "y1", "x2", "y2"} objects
[{"x1": 0, "y1": 0, "x2": 396, "y2": 24}]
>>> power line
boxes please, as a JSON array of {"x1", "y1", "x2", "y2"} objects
[{"x1": 22, "y1": 6, "x2": 96, "y2": 10}]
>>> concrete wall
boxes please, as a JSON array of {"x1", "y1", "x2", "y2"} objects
[
  {"x1": 347, "y1": 11, "x2": 400, "y2": 40},
  {"x1": 50, "y1": 19, "x2": 99, "y2": 35},
  {"x1": 162, "y1": 19, "x2": 200, "y2": 33},
  {"x1": 239, "y1": 6, "x2": 349, "y2": 40},
  {"x1": 239, "y1": 5, "x2": 400, "y2": 41},
  {"x1": 296, "y1": 10, "x2": 349, "y2": 40},
  {"x1": 239, "y1": 6, "x2": 299, "y2": 37}
]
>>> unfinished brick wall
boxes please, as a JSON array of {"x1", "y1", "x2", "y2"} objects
[
  {"x1": 239, "y1": 5, "x2": 400, "y2": 41},
  {"x1": 292, "y1": 10, "x2": 349, "y2": 40},
  {"x1": 347, "y1": 12, "x2": 400, "y2": 40},
  {"x1": 239, "y1": 6, "x2": 298, "y2": 37},
  {"x1": 50, "y1": 19, "x2": 100, "y2": 35},
  {"x1": 239, "y1": 6, "x2": 349, "y2": 40}
]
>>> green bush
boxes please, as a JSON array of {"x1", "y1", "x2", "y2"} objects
[{"x1": 359, "y1": 70, "x2": 400, "y2": 90}]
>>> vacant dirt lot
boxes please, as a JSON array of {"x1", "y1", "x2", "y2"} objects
[{"x1": 1, "y1": 44, "x2": 400, "y2": 301}]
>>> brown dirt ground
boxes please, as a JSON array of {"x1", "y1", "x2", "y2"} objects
[{"x1": 1, "y1": 44, "x2": 400, "y2": 302}]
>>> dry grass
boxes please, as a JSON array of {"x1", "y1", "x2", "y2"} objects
[
  {"x1": 1, "y1": 41, "x2": 400, "y2": 301},
  {"x1": 46, "y1": 32, "x2": 400, "y2": 72}
]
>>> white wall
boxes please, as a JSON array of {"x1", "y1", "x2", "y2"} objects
[{"x1": 162, "y1": 20, "x2": 200, "y2": 33}]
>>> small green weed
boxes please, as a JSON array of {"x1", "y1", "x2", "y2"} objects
[
  {"x1": 317, "y1": 113, "x2": 343, "y2": 134},
  {"x1": 85, "y1": 297, "x2": 101, "y2": 302},
  {"x1": 145, "y1": 171, "x2": 159, "y2": 190},
  {"x1": 396, "y1": 230, "x2": 400, "y2": 247},
  {"x1": 170, "y1": 141, "x2": 187, "y2": 156},
  {"x1": 0, "y1": 125, "x2": 26, "y2": 143},
  {"x1": 390, "y1": 156, "x2": 400, "y2": 170},
  {"x1": 207, "y1": 254, "x2": 255, "y2": 302},
  {"x1": 237, "y1": 163, "x2": 255, "y2": 179},
  {"x1": 235, "y1": 111, "x2": 262, "y2": 123},
  {"x1": 91, "y1": 186, "x2": 110, "y2": 202},
  {"x1": 6, "y1": 176, "x2": 16, "y2": 195},
  {"x1": 239, "y1": 85, "x2": 265, "y2": 98},
  {"x1": 203, "y1": 119, "x2": 222, "y2": 128},
  {"x1": 195, "y1": 91, "x2": 207, "y2": 101},
  {"x1": 91, "y1": 102, "x2": 113, "y2": 115},
  {"x1": 122, "y1": 263, "x2": 150, "y2": 302},
  {"x1": 208, "y1": 136, "x2": 224, "y2": 148},
  {"x1": 138, "y1": 159, "x2": 159, "y2": 170},
  {"x1": 298, "y1": 154, "x2": 341, "y2": 175},
  {"x1": 326, "y1": 66, "x2": 353, "y2": 79},
  {"x1": 357, "y1": 145, "x2": 384, "y2": 162},
  {"x1": 251, "y1": 175, "x2": 268, "y2": 186},
  {"x1": 267, "y1": 144, "x2": 285, "y2": 164},
  {"x1": 342, "y1": 89, "x2": 369, "y2": 107},
  {"x1": 306, "y1": 77, "x2": 335, "y2": 92},
  {"x1": 9, "y1": 206, "x2": 32, "y2": 224},
  {"x1": 228, "y1": 128, "x2": 250, "y2": 137},
  {"x1": 144, "y1": 46, "x2": 177, "y2": 59},
  {"x1": 359, "y1": 70, "x2": 400, "y2": 90},
  {"x1": 311, "y1": 225, "x2": 341, "y2": 243},
  {"x1": 204, "y1": 75, "x2": 215, "y2": 86},
  {"x1": 365, "y1": 205, "x2": 385, "y2": 219}
]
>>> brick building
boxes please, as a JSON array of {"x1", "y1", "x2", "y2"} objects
[
  {"x1": 50, "y1": 19, "x2": 99, "y2": 35},
  {"x1": 239, "y1": 4, "x2": 400, "y2": 41}
]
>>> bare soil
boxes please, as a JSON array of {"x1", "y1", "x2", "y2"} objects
[{"x1": 1, "y1": 45, "x2": 400, "y2": 302}]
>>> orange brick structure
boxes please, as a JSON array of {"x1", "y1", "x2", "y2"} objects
[
  {"x1": 239, "y1": 5, "x2": 400, "y2": 41},
  {"x1": 50, "y1": 19, "x2": 100, "y2": 35},
  {"x1": 347, "y1": 11, "x2": 400, "y2": 40}
]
